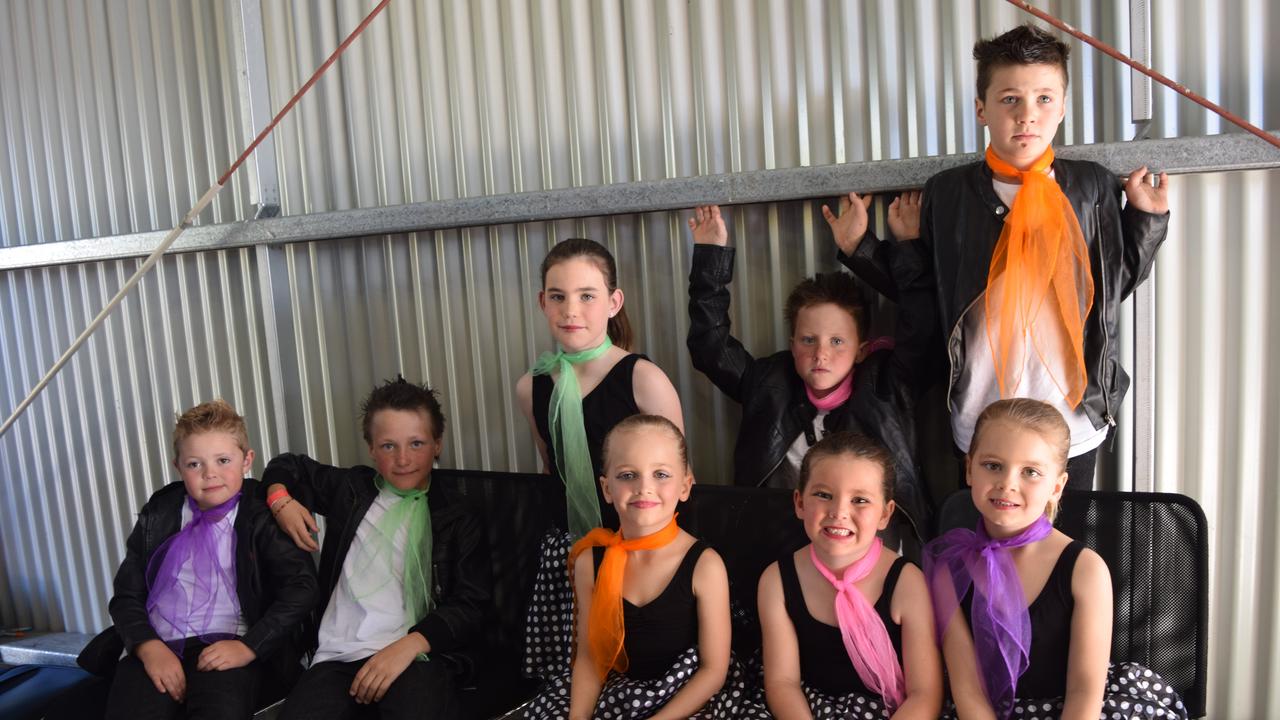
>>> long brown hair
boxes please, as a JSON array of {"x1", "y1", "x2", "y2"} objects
[
  {"x1": 797, "y1": 431, "x2": 895, "y2": 502},
  {"x1": 540, "y1": 238, "x2": 633, "y2": 350}
]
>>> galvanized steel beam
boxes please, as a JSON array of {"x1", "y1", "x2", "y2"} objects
[{"x1": 1, "y1": 131, "x2": 1277, "y2": 271}]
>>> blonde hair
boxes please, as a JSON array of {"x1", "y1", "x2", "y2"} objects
[
  {"x1": 172, "y1": 399, "x2": 250, "y2": 458},
  {"x1": 601, "y1": 414, "x2": 688, "y2": 470},
  {"x1": 971, "y1": 398, "x2": 1069, "y2": 521}
]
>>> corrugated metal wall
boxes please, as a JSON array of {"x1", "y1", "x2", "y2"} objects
[{"x1": 0, "y1": 1, "x2": 1275, "y2": 715}]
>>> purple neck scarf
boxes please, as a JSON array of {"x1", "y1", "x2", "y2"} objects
[
  {"x1": 922, "y1": 515, "x2": 1052, "y2": 718},
  {"x1": 146, "y1": 492, "x2": 241, "y2": 654}
]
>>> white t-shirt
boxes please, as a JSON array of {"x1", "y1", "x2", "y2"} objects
[
  {"x1": 150, "y1": 501, "x2": 248, "y2": 643},
  {"x1": 313, "y1": 488, "x2": 413, "y2": 664},
  {"x1": 781, "y1": 411, "x2": 828, "y2": 485},
  {"x1": 951, "y1": 176, "x2": 1109, "y2": 457}
]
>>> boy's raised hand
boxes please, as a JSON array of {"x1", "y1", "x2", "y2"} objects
[
  {"x1": 136, "y1": 638, "x2": 186, "y2": 702},
  {"x1": 822, "y1": 192, "x2": 874, "y2": 255},
  {"x1": 1124, "y1": 166, "x2": 1171, "y2": 214},
  {"x1": 268, "y1": 484, "x2": 319, "y2": 552},
  {"x1": 196, "y1": 639, "x2": 257, "y2": 672},
  {"x1": 887, "y1": 190, "x2": 922, "y2": 241},
  {"x1": 689, "y1": 205, "x2": 727, "y2": 245}
]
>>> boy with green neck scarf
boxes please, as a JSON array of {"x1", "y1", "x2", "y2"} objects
[{"x1": 265, "y1": 378, "x2": 491, "y2": 720}]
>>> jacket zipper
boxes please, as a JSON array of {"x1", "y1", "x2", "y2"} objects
[
  {"x1": 946, "y1": 293, "x2": 985, "y2": 415},
  {"x1": 1094, "y1": 203, "x2": 1116, "y2": 427}
]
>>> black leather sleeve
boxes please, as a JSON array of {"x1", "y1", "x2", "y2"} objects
[
  {"x1": 261, "y1": 453, "x2": 351, "y2": 517},
  {"x1": 107, "y1": 507, "x2": 163, "y2": 653},
  {"x1": 686, "y1": 244, "x2": 759, "y2": 404},
  {"x1": 838, "y1": 223, "x2": 902, "y2": 301},
  {"x1": 239, "y1": 509, "x2": 319, "y2": 659}
]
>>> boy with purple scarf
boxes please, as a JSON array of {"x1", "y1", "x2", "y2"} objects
[{"x1": 89, "y1": 399, "x2": 318, "y2": 720}]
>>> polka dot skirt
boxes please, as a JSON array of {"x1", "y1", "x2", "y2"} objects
[
  {"x1": 735, "y1": 683, "x2": 891, "y2": 719},
  {"x1": 523, "y1": 530, "x2": 576, "y2": 680},
  {"x1": 940, "y1": 662, "x2": 1188, "y2": 720},
  {"x1": 521, "y1": 647, "x2": 751, "y2": 719}
]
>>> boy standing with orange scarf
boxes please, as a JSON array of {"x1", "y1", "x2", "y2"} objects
[{"x1": 833, "y1": 23, "x2": 1170, "y2": 490}]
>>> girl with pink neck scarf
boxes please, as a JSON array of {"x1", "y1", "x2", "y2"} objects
[{"x1": 741, "y1": 432, "x2": 942, "y2": 719}]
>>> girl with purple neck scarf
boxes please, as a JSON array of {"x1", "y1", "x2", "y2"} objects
[
  {"x1": 925, "y1": 399, "x2": 1186, "y2": 720},
  {"x1": 94, "y1": 400, "x2": 317, "y2": 720},
  {"x1": 741, "y1": 432, "x2": 942, "y2": 720}
]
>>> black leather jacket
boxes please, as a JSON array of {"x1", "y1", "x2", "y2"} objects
[
  {"x1": 100, "y1": 478, "x2": 317, "y2": 665},
  {"x1": 261, "y1": 455, "x2": 492, "y2": 666},
  {"x1": 848, "y1": 158, "x2": 1169, "y2": 429},
  {"x1": 687, "y1": 243, "x2": 935, "y2": 539}
]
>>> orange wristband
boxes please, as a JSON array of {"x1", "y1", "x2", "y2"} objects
[{"x1": 266, "y1": 488, "x2": 290, "y2": 508}]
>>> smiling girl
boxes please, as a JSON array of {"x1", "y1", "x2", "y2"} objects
[
  {"x1": 925, "y1": 399, "x2": 1186, "y2": 720},
  {"x1": 518, "y1": 239, "x2": 686, "y2": 680},
  {"x1": 522, "y1": 415, "x2": 745, "y2": 719},
  {"x1": 745, "y1": 432, "x2": 941, "y2": 719}
]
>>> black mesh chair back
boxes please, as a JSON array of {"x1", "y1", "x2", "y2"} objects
[
  {"x1": 937, "y1": 489, "x2": 1209, "y2": 718},
  {"x1": 679, "y1": 484, "x2": 810, "y2": 658}
]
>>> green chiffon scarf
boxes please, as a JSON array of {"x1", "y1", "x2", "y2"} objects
[
  {"x1": 530, "y1": 336, "x2": 613, "y2": 537},
  {"x1": 349, "y1": 477, "x2": 434, "y2": 630}
]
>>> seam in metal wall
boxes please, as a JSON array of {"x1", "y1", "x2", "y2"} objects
[{"x1": 0, "y1": 1, "x2": 1275, "y2": 715}]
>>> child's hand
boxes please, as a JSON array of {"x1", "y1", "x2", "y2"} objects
[
  {"x1": 272, "y1": 493, "x2": 320, "y2": 552},
  {"x1": 136, "y1": 639, "x2": 186, "y2": 702},
  {"x1": 196, "y1": 639, "x2": 256, "y2": 672},
  {"x1": 1123, "y1": 166, "x2": 1170, "y2": 214},
  {"x1": 888, "y1": 190, "x2": 922, "y2": 241},
  {"x1": 688, "y1": 205, "x2": 728, "y2": 246},
  {"x1": 349, "y1": 633, "x2": 430, "y2": 704},
  {"x1": 822, "y1": 192, "x2": 874, "y2": 255}
]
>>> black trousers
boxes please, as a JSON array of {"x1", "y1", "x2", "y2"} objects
[
  {"x1": 1065, "y1": 445, "x2": 1099, "y2": 491},
  {"x1": 104, "y1": 639, "x2": 259, "y2": 720},
  {"x1": 279, "y1": 657, "x2": 459, "y2": 720}
]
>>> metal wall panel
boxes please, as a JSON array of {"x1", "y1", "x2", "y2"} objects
[{"x1": 0, "y1": 1, "x2": 1275, "y2": 715}]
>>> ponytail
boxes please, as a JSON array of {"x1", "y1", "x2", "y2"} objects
[{"x1": 608, "y1": 308, "x2": 633, "y2": 351}]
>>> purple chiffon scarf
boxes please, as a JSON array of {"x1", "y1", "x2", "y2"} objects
[
  {"x1": 145, "y1": 492, "x2": 242, "y2": 654},
  {"x1": 922, "y1": 515, "x2": 1052, "y2": 718}
]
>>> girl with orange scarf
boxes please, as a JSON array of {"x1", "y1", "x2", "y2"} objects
[{"x1": 521, "y1": 415, "x2": 746, "y2": 719}]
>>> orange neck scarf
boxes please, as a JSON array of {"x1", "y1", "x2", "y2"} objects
[
  {"x1": 568, "y1": 515, "x2": 682, "y2": 681},
  {"x1": 984, "y1": 145, "x2": 1094, "y2": 408}
]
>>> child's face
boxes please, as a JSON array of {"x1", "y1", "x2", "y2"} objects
[
  {"x1": 966, "y1": 420, "x2": 1067, "y2": 538},
  {"x1": 367, "y1": 408, "x2": 441, "y2": 492},
  {"x1": 976, "y1": 62, "x2": 1067, "y2": 171},
  {"x1": 600, "y1": 426, "x2": 693, "y2": 537},
  {"x1": 789, "y1": 302, "x2": 861, "y2": 397},
  {"x1": 794, "y1": 454, "x2": 894, "y2": 564},
  {"x1": 539, "y1": 257, "x2": 623, "y2": 353},
  {"x1": 174, "y1": 431, "x2": 254, "y2": 510}
]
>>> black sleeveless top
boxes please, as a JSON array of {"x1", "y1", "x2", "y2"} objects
[
  {"x1": 592, "y1": 540, "x2": 707, "y2": 681},
  {"x1": 961, "y1": 540, "x2": 1085, "y2": 700},
  {"x1": 534, "y1": 353, "x2": 647, "y2": 529},
  {"x1": 778, "y1": 552, "x2": 909, "y2": 696}
]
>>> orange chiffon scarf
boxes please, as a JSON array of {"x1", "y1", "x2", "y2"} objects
[
  {"x1": 984, "y1": 145, "x2": 1094, "y2": 408},
  {"x1": 568, "y1": 515, "x2": 682, "y2": 681}
]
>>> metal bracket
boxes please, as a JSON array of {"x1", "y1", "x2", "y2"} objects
[{"x1": 232, "y1": 0, "x2": 281, "y2": 220}]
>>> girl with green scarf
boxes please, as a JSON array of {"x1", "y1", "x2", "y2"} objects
[{"x1": 516, "y1": 238, "x2": 686, "y2": 679}]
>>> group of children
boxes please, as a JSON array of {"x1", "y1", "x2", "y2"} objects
[{"x1": 85, "y1": 23, "x2": 1187, "y2": 720}]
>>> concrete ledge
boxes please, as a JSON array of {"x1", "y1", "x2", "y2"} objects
[{"x1": 0, "y1": 631, "x2": 93, "y2": 667}]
